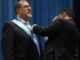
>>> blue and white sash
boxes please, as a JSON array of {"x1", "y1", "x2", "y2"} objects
[{"x1": 12, "y1": 19, "x2": 40, "y2": 56}]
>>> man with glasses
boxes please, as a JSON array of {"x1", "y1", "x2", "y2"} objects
[{"x1": 1, "y1": 0, "x2": 43, "y2": 60}]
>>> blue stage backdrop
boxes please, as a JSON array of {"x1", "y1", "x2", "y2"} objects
[{"x1": 0, "y1": 0, "x2": 73, "y2": 60}]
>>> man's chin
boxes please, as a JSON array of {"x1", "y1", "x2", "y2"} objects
[{"x1": 27, "y1": 14, "x2": 32, "y2": 19}]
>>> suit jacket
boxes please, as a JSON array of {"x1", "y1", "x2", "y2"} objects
[
  {"x1": 33, "y1": 19, "x2": 80, "y2": 60},
  {"x1": 2, "y1": 21, "x2": 43, "y2": 60}
]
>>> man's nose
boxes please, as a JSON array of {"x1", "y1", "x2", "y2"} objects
[{"x1": 28, "y1": 6, "x2": 31, "y2": 10}]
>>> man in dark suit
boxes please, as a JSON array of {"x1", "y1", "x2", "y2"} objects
[
  {"x1": 32, "y1": 9, "x2": 80, "y2": 60},
  {"x1": 1, "y1": 0, "x2": 43, "y2": 60}
]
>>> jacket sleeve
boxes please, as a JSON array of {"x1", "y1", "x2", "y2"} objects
[
  {"x1": 1, "y1": 22, "x2": 15, "y2": 60},
  {"x1": 33, "y1": 20, "x2": 62, "y2": 36}
]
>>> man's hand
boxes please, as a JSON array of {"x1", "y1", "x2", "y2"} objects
[
  {"x1": 31, "y1": 24, "x2": 37, "y2": 30},
  {"x1": 52, "y1": 16, "x2": 60, "y2": 23}
]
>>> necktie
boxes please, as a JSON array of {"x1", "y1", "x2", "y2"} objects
[{"x1": 25, "y1": 24, "x2": 33, "y2": 37}]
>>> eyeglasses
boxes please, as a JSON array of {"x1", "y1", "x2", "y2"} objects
[{"x1": 22, "y1": 5, "x2": 31, "y2": 8}]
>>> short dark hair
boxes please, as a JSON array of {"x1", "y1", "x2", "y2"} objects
[
  {"x1": 59, "y1": 8, "x2": 75, "y2": 19},
  {"x1": 15, "y1": 0, "x2": 28, "y2": 14}
]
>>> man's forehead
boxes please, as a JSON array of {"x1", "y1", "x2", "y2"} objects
[{"x1": 19, "y1": 1, "x2": 29, "y2": 6}]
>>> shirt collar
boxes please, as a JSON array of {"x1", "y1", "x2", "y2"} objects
[{"x1": 17, "y1": 17, "x2": 30, "y2": 25}]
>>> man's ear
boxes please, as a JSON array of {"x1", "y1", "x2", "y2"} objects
[{"x1": 16, "y1": 8, "x2": 20, "y2": 14}]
